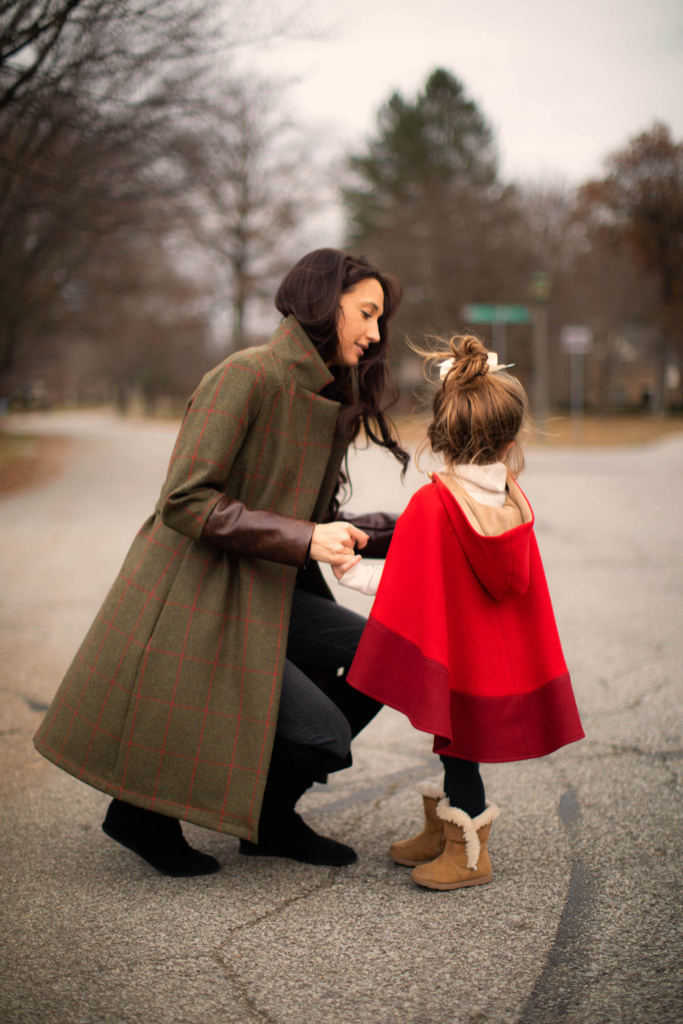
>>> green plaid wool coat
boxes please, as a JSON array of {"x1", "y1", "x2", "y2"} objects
[{"x1": 34, "y1": 318, "x2": 348, "y2": 841}]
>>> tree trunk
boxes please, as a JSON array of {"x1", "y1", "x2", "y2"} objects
[
  {"x1": 653, "y1": 336, "x2": 671, "y2": 418},
  {"x1": 231, "y1": 257, "x2": 247, "y2": 351}
]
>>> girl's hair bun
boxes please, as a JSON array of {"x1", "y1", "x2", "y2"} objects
[
  {"x1": 443, "y1": 335, "x2": 489, "y2": 386},
  {"x1": 408, "y1": 330, "x2": 530, "y2": 474}
]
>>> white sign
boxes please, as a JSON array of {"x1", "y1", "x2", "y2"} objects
[
  {"x1": 665, "y1": 364, "x2": 680, "y2": 390},
  {"x1": 561, "y1": 326, "x2": 593, "y2": 354}
]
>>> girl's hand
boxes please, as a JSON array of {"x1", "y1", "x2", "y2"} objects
[
  {"x1": 310, "y1": 522, "x2": 368, "y2": 565},
  {"x1": 332, "y1": 554, "x2": 362, "y2": 580}
]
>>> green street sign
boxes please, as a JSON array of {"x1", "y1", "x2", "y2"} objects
[{"x1": 463, "y1": 304, "x2": 531, "y2": 324}]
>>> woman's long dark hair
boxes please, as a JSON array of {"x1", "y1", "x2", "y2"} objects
[{"x1": 275, "y1": 249, "x2": 409, "y2": 479}]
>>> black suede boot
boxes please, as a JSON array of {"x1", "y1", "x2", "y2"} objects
[
  {"x1": 239, "y1": 739, "x2": 357, "y2": 866},
  {"x1": 102, "y1": 799, "x2": 220, "y2": 877},
  {"x1": 239, "y1": 785, "x2": 357, "y2": 866}
]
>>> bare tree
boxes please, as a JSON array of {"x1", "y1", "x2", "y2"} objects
[
  {"x1": 0, "y1": 1, "x2": 297, "y2": 110},
  {"x1": 511, "y1": 179, "x2": 583, "y2": 283},
  {"x1": 511, "y1": 178, "x2": 662, "y2": 412},
  {"x1": 0, "y1": 0, "x2": 217, "y2": 379},
  {"x1": 0, "y1": 0, "x2": 315, "y2": 390},
  {"x1": 9, "y1": 221, "x2": 213, "y2": 411},
  {"x1": 180, "y1": 76, "x2": 322, "y2": 350},
  {"x1": 581, "y1": 123, "x2": 683, "y2": 410},
  {"x1": 1, "y1": 1, "x2": 95, "y2": 111}
]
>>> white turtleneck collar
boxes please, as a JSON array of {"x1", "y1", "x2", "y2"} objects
[{"x1": 446, "y1": 461, "x2": 508, "y2": 508}]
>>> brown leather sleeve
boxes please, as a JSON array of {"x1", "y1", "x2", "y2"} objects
[
  {"x1": 201, "y1": 496, "x2": 315, "y2": 568},
  {"x1": 334, "y1": 511, "x2": 399, "y2": 559}
]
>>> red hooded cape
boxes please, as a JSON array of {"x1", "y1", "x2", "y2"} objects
[{"x1": 347, "y1": 474, "x2": 584, "y2": 762}]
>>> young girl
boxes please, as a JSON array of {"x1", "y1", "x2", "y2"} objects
[{"x1": 334, "y1": 335, "x2": 584, "y2": 891}]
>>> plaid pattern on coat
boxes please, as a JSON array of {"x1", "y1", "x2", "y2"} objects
[{"x1": 33, "y1": 318, "x2": 347, "y2": 841}]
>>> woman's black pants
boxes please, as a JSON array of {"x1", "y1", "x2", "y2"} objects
[
  {"x1": 272, "y1": 585, "x2": 382, "y2": 781},
  {"x1": 275, "y1": 586, "x2": 487, "y2": 819}
]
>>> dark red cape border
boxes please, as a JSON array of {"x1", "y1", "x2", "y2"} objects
[{"x1": 347, "y1": 616, "x2": 585, "y2": 763}]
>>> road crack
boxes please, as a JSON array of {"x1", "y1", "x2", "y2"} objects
[
  {"x1": 209, "y1": 764, "x2": 436, "y2": 1023},
  {"x1": 212, "y1": 868, "x2": 343, "y2": 1024}
]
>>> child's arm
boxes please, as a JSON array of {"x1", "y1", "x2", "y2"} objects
[{"x1": 333, "y1": 555, "x2": 384, "y2": 596}]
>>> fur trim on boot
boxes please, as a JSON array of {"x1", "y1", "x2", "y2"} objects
[
  {"x1": 410, "y1": 801, "x2": 500, "y2": 890},
  {"x1": 389, "y1": 781, "x2": 446, "y2": 867},
  {"x1": 416, "y1": 781, "x2": 446, "y2": 801}
]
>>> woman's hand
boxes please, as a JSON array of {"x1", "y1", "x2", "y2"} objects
[
  {"x1": 332, "y1": 554, "x2": 362, "y2": 581},
  {"x1": 310, "y1": 522, "x2": 369, "y2": 565}
]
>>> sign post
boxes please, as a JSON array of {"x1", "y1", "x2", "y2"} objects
[
  {"x1": 462, "y1": 304, "x2": 531, "y2": 366},
  {"x1": 530, "y1": 272, "x2": 551, "y2": 420},
  {"x1": 561, "y1": 326, "x2": 593, "y2": 442}
]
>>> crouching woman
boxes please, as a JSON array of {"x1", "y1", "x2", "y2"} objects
[{"x1": 34, "y1": 249, "x2": 408, "y2": 876}]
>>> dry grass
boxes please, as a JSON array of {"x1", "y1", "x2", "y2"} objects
[
  {"x1": 0, "y1": 430, "x2": 70, "y2": 496},
  {"x1": 532, "y1": 414, "x2": 683, "y2": 446},
  {"x1": 392, "y1": 413, "x2": 683, "y2": 450}
]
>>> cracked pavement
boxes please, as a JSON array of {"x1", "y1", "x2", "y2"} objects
[{"x1": 1, "y1": 410, "x2": 682, "y2": 1024}]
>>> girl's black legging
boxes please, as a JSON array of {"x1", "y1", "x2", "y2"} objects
[{"x1": 440, "y1": 755, "x2": 486, "y2": 818}]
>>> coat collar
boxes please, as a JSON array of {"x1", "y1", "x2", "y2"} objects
[{"x1": 269, "y1": 316, "x2": 335, "y2": 394}]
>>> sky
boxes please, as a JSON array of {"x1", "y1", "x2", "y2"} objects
[{"x1": 241, "y1": 0, "x2": 683, "y2": 184}]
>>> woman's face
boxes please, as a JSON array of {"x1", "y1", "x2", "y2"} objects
[{"x1": 331, "y1": 278, "x2": 385, "y2": 367}]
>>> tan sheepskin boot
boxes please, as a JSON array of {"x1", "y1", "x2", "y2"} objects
[
  {"x1": 411, "y1": 800, "x2": 500, "y2": 890},
  {"x1": 389, "y1": 782, "x2": 446, "y2": 866}
]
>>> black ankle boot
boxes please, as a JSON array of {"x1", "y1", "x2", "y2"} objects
[
  {"x1": 102, "y1": 799, "x2": 220, "y2": 877},
  {"x1": 239, "y1": 741, "x2": 357, "y2": 867},
  {"x1": 239, "y1": 811, "x2": 357, "y2": 866}
]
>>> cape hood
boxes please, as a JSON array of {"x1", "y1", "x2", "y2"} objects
[{"x1": 432, "y1": 474, "x2": 533, "y2": 602}]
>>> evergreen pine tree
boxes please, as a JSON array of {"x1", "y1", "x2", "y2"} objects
[{"x1": 345, "y1": 69, "x2": 517, "y2": 354}]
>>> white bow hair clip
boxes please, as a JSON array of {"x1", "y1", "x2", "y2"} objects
[{"x1": 438, "y1": 351, "x2": 515, "y2": 381}]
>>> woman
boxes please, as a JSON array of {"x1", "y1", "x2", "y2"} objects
[{"x1": 34, "y1": 249, "x2": 408, "y2": 877}]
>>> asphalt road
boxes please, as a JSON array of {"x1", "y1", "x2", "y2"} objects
[{"x1": 1, "y1": 410, "x2": 681, "y2": 1024}]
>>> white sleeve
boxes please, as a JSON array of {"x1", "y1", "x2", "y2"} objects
[{"x1": 337, "y1": 561, "x2": 384, "y2": 596}]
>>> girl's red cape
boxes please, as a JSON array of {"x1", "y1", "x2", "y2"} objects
[{"x1": 347, "y1": 475, "x2": 584, "y2": 762}]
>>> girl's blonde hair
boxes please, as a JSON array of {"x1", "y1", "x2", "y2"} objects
[{"x1": 413, "y1": 334, "x2": 529, "y2": 475}]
